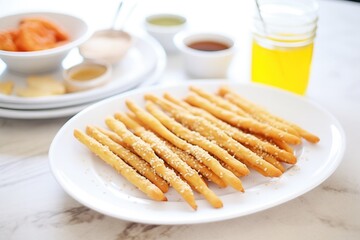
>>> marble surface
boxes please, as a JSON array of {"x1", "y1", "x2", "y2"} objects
[{"x1": 1, "y1": 0, "x2": 360, "y2": 239}]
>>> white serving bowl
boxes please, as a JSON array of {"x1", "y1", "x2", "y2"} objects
[{"x1": 0, "y1": 12, "x2": 91, "y2": 74}]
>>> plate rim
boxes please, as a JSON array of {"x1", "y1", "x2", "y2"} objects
[{"x1": 49, "y1": 81, "x2": 346, "y2": 225}]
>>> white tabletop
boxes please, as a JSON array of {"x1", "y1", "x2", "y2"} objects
[{"x1": 1, "y1": 0, "x2": 360, "y2": 239}]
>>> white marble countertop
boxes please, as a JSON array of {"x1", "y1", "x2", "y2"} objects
[{"x1": 1, "y1": 0, "x2": 360, "y2": 239}]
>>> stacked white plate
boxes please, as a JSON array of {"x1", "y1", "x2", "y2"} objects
[{"x1": 0, "y1": 32, "x2": 166, "y2": 119}]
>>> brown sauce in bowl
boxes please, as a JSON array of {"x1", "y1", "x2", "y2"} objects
[{"x1": 188, "y1": 41, "x2": 230, "y2": 51}]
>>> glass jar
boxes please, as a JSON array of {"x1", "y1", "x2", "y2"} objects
[{"x1": 251, "y1": 0, "x2": 318, "y2": 95}]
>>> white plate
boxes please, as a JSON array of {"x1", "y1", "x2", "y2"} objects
[
  {"x1": 0, "y1": 54, "x2": 166, "y2": 119},
  {"x1": 49, "y1": 81, "x2": 346, "y2": 225},
  {"x1": 0, "y1": 32, "x2": 165, "y2": 110}
]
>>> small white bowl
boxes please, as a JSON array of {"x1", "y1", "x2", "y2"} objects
[
  {"x1": 0, "y1": 12, "x2": 91, "y2": 74},
  {"x1": 63, "y1": 61, "x2": 112, "y2": 93},
  {"x1": 79, "y1": 29, "x2": 133, "y2": 64},
  {"x1": 175, "y1": 32, "x2": 235, "y2": 78},
  {"x1": 145, "y1": 13, "x2": 187, "y2": 53}
]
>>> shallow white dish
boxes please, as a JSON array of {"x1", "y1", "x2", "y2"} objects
[
  {"x1": 0, "y1": 32, "x2": 165, "y2": 110},
  {"x1": 49, "y1": 81, "x2": 345, "y2": 225},
  {"x1": 0, "y1": 55, "x2": 165, "y2": 119}
]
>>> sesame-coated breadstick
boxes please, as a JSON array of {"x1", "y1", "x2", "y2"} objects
[
  {"x1": 185, "y1": 93, "x2": 301, "y2": 145},
  {"x1": 189, "y1": 86, "x2": 300, "y2": 137},
  {"x1": 73, "y1": 129, "x2": 167, "y2": 201},
  {"x1": 88, "y1": 126, "x2": 169, "y2": 193},
  {"x1": 218, "y1": 86, "x2": 320, "y2": 143}
]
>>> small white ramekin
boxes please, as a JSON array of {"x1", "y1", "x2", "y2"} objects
[
  {"x1": 175, "y1": 32, "x2": 235, "y2": 78},
  {"x1": 63, "y1": 61, "x2": 112, "y2": 93},
  {"x1": 144, "y1": 13, "x2": 187, "y2": 53}
]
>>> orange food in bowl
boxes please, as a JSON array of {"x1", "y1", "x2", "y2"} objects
[
  {"x1": 0, "y1": 17, "x2": 69, "y2": 51},
  {"x1": 0, "y1": 31, "x2": 18, "y2": 51}
]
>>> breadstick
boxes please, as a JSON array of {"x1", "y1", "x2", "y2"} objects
[
  {"x1": 248, "y1": 147, "x2": 286, "y2": 173},
  {"x1": 188, "y1": 86, "x2": 300, "y2": 137},
  {"x1": 73, "y1": 129, "x2": 167, "y2": 201},
  {"x1": 220, "y1": 92, "x2": 300, "y2": 136},
  {"x1": 190, "y1": 86, "x2": 299, "y2": 136},
  {"x1": 255, "y1": 133, "x2": 295, "y2": 154},
  {"x1": 146, "y1": 96, "x2": 282, "y2": 177},
  {"x1": 163, "y1": 93, "x2": 297, "y2": 164},
  {"x1": 144, "y1": 101, "x2": 249, "y2": 177},
  {"x1": 125, "y1": 100, "x2": 244, "y2": 192},
  {"x1": 185, "y1": 93, "x2": 301, "y2": 145},
  {"x1": 88, "y1": 126, "x2": 169, "y2": 193},
  {"x1": 272, "y1": 139, "x2": 294, "y2": 154},
  {"x1": 164, "y1": 142, "x2": 227, "y2": 188},
  {"x1": 189, "y1": 86, "x2": 250, "y2": 117},
  {"x1": 105, "y1": 117, "x2": 197, "y2": 210},
  {"x1": 218, "y1": 86, "x2": 320, "y2": 143},
  {"x1": 219, "y1": 162, "x2": 243, "y2": 177},
  {"x1": 114, "y1": 112, "x2": 223, "y2": 208}
]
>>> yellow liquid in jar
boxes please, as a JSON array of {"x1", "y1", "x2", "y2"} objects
[{"x1": 251, "y1": 40, "x2": 314, "y2": 95}]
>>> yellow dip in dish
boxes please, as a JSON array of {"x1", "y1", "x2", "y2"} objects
[
  {"x1": 63, "y1": 62, "x2": 112, "y2": 93},
  {"x1": 70, "y1": 65, "x2": 107, "y2": 81}
]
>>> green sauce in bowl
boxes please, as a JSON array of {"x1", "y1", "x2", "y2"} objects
[
  {"x1": 146, "y1": 14, "x2": 186, "y2": 27},
  {"x1": 145, "y1": 14, "x2": 187, "y2": 53}
]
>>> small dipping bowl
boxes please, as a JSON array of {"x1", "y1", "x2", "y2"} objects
[
  {"x1": 79, "y1": 30, "x2": 132, "y2": 64},
  {"x1": 175, "y1": 32, "x2": 235, "y2": 78},
  {"x1": 145, "y1": 13, "x2": 187, "y2": 53},
  {"x1": 63, "y1": 61, "x2": 112, "y2": 92}
]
